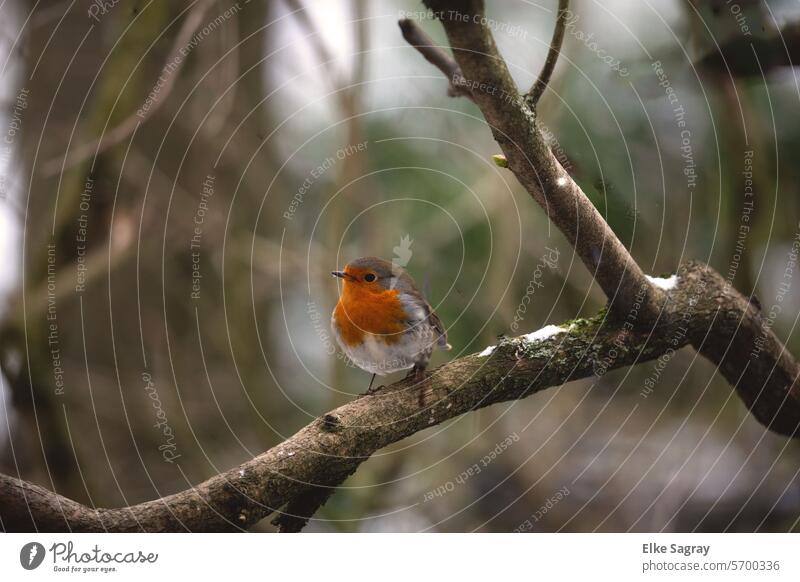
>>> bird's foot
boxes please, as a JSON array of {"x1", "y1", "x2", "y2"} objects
[
  {"x1": 360, "y1": 383, "x2": 386, "y2": 397},
  {"x1": 406, "y1": 366, "x2": 428, "y2": 383}
]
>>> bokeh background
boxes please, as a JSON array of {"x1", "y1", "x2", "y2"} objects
[{"x1": 1, "y1": 0, "x2": 799, "y2": 532}]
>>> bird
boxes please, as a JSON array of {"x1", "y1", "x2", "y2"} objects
[{"x1": 331, "y1": 257, "x2": 451, "y2": 393}]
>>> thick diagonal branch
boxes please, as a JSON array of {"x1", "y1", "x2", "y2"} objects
[
  {"x1": 413, "y1": 1, "x2": 663, "y2": 322},
  {"x1": 2, "y1": 262, "x2": 798, "y2": 532}
]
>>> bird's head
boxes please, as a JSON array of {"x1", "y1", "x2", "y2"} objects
[{"x1": 332, "y1": 257, "x2": 400, "y2": 294}]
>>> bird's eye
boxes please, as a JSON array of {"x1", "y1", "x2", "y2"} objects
[{"x1": 364, "y1": 273, "x2": 376, "y2": 282}]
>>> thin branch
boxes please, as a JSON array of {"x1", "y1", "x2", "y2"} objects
[
  {"x1": 352, "y1": 0, "x2": 370, "y2": 86},
  {"x1": 399, "y1": 19, "x2": 475, "y2": 101},
  {"x1": 526, "y1": 0, "x2": 569, "y2": 108},
  {"x1": 201, "y1": 9, "x2": 239, "y2": 137},
  {"x1": 41, "y1": 0, "x2": 218, "y2": 177},
  {"x1": 1, "y1": 262, "x2": 798, "y2": 532},
  {"x1": 284, "y1": 0, "x2": 344, "y2": 89}
]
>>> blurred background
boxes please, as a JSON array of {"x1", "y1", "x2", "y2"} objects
[{"x1": 1, "y1": 0, "x2": 799, "y2": 532}]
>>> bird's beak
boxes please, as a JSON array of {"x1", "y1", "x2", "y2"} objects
[{"x1": 331, "y1": 271, "x2": 352, "y2": 280}]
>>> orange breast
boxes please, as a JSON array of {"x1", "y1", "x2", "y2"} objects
[{"x1": 333, "y1": 283, "x2": 407, "y2": 346}]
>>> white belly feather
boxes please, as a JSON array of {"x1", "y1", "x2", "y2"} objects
[{"x1": 332, "y1": 314, "x2": 439, "y2": 376}]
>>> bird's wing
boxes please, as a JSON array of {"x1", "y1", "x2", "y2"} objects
[
  {"x1": 427, "y1": 308, "x2": 451, "y2": 350},
  {"x1": 398, "y1": 291, "x2": 450, "y2": 350}
]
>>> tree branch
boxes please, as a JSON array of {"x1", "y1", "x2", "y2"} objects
[
  {"x1": 399, "y1": 19, "x2": 475, "y2": 101},
  {"x1": 284, "y1": 0, "x2": 342, "y2": 88},
  {"x1": 2, "y1": 262, "x2": 798, "y2": 532},
  {"x1": 526, "y1": 0, "x2": 569, "y2": 108},
  {"x1": 415, "y1": 0, "x2": 664, "y2": 323}
]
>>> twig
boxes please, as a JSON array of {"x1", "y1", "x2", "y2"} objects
[
  {"x1": 202, "y1": 9, "x2": 239, "y2": 137},
  {"x1": 527, "y1": 0, "x2": 569, "y2": 108},
  {"x1": 284, "y1": 0, "x2": 344, "y2": 88},
  {"x1": 399, "y1": 19, "x2": 475, "y2": 101}
]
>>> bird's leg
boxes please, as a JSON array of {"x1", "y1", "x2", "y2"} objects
[
  {"x1": 405, "y1": 363, "x2": 428, "y2": 382},
  {"x1": 360, "y1": 373, "x2": 385, "y2": 397}
]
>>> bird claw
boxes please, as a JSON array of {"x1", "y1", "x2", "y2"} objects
[
  {"x1": 360, "y1": 384, "x2": 385, "y2": 397},
  {"x1": 406, "y1": 367, "x2": 428, "y2": 383}
]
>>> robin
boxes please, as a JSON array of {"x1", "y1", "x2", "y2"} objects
[{"x1": 331, "y1": 257, "x2": 451, "y2": 393}]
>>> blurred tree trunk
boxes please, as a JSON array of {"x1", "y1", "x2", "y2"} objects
[{"x1": 0, "y1": 0, "x2": 172, "y2": 501}]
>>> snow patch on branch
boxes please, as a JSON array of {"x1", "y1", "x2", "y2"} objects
[
  {"x1": 478, "y1": 324, "x2": 575, "y2": 357},
  {"x1": 522, "y1": 324, "x2": 571, "y2": 343},
  {"x1": 478, "y1": 345, "x2": 496, "y2": 357},
  {"x1": 646, "y1": 274, "x2": 679, "y2": 290}
]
